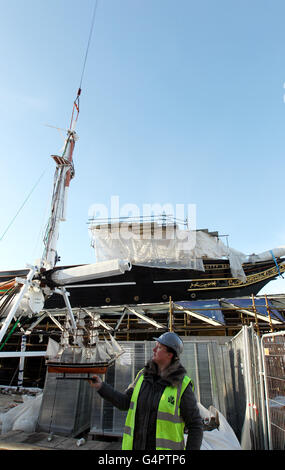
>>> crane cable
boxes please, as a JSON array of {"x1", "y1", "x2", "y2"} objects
[{"x1": 70, "y1": 0, "x2": 99, "y2": 130}]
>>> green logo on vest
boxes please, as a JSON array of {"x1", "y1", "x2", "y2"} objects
[{"x1": 168, "y1": 395, "x2": 175, "y2": 405}]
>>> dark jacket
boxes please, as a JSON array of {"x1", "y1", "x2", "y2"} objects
[{"x1": 98, "y1": 359, "x2": 203, "y2": 450}]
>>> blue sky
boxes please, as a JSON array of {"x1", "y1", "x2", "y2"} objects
[{"x1": 1, "y1": 0, "x2": 285, "y2": 294}]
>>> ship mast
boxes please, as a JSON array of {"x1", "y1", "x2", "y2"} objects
[
  {"x1": 41, "y1": 0, "x2": 99, "y2": 269},
  {"x1": 0, "y1": 1, "x2": 131, "y2": 345},
  {"x1": 42, "y1": 90, "x2": 80, "y2": 270},
  {"x1": 0, "y1": 92, "x2": 82, "y2": 343}
]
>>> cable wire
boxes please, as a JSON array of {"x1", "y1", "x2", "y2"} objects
[
  {"x1": 0, "y1": 169, "x2": 46, "y2": 242},
  {"x1": 79, "y1": 0, "x2": 99, "y2": 90}
]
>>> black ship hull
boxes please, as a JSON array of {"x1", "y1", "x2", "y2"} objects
[{"x1": 1, "y1": 257, "x2": 284, "y2": 309}]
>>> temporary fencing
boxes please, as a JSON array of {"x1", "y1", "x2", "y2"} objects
[
  {"x1": 35, "y1": 328, "x2": 285, "y2": 449},
  {"x1": 261, "y1": 331, "x2": 285, "y2": 450}
]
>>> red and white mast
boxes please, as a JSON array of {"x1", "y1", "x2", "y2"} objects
[{"x1": 42, "y1": 89, "x2": 81, "y2": 270}]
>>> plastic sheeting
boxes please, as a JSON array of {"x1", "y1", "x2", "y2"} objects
[
  {"x1": 247, "y1": 247, "x2": 285, "y2": 263},
  {"x1": 192, "y1": 403, "x2": 241, "y2": 450},
  {"x1": 91, "y1": 224, "x2": 205, "y2": 271},
  {"x1": 0, "y1": 394, "x2": 42, "y2": 434},
  {"x1": 51, "y1": 259, "x2": 131, "y2": 285},
  {"x1": 46, "y1": 337, "x2": 62, "y2": 358},
  {"x1": 90, "y1": 223, "x2": 285, "y2": 283}
]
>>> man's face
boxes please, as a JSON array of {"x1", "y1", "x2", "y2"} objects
[{"x1": 152, "y1": 341, "x2": 173, "y2": 367}]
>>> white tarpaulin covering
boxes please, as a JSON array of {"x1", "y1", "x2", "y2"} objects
[
  {"x1": 90, "y1": 223, "x2": 285, "y2": 283},
  {"x1": 194, "y1": 403, "x2": 242, "y2": 450},
  {"x1": 51, "y1": 259, "x2": 131, "y2": 285},
  {"x1": 46, "y1": 337, "x2": 61, "y2": 358},
  {"x1": 0, "y1": 394, "x2": 43, "y2": 435},
  {"x1": 91, "y1": 223, "x2": 204, "y2": 271}
]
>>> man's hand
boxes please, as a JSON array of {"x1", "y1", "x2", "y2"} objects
[{"x1": 88, "y1": 375, "x2": 103, "y2": 390}]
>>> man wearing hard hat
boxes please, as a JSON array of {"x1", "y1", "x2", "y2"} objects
[{"x1": 90, "y1": 332, "x2": 203, "y2": 450}]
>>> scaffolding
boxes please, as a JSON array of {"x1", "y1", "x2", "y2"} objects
[{"x1": 0, "y1": 293, "x2": 284, "y2": 448}]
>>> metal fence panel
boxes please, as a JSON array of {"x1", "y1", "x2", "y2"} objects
[
  {"x1": 224, "y1": 329, "x2": 247, "y2": 441},
  {"x1": 262, "y1": 332, "x2": 285, "y2": 450},
  {"x1": 36, "y1": 372, "x2": 92, "y2": 436},
  {"x1": 36, "y1": 348, "x2": 93, "y2": 436},
  {"x1": 90, "y1": 342, "x2": 145, "y2": 436},
  {"x1": 224, "y1": 326, "x2": 268, "y2": 449},
  {"x1": 35, "y1": 329, "x2": 285, "y2": 447}
]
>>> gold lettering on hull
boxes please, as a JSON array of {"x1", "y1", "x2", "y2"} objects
[
  {"x1": 204, "y1": 264, "x2": 228, "y2": 270},
  {"x1": 187, "y1": 264, "x2": 285, "y2": 291}
]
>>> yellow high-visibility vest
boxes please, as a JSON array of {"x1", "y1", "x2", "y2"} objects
[{"x1": 122, "y1": 369, "x2": 193, "y2": 450}]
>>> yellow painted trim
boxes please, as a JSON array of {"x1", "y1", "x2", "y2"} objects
[{"x1": 187, "y1": 264, "x2": 285, "y2": 291}]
